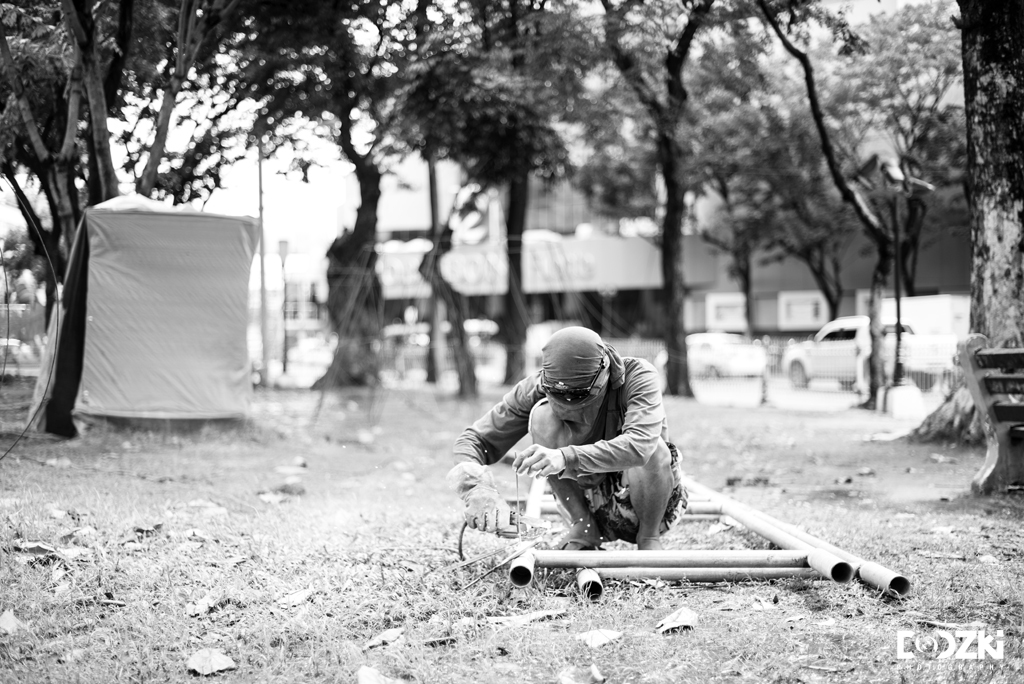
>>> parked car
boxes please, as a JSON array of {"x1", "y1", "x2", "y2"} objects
[
  {"x1": 781, "y1": 316, "x2": 958, "y2": 392},
  {"x1": 684, "y1": 332, "x2": 768, "y2": 379}
]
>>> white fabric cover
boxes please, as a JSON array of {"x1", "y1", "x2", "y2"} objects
[{"x1": 74, "y1": 206, "x2": 258, "y2": 420}]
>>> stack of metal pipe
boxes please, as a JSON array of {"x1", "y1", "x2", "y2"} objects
[{"x1": 507, "y1": 475, "x2": 910, "y2": 600}]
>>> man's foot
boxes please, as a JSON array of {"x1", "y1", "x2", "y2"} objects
[
  {"x1": 557, "y1": 520, "x2": 603, "y2": 551},
  {"x1": 636, "y1": 536, "x2": 664, "y2": 551}
]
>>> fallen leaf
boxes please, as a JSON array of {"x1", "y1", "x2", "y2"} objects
[
  {"x1": 356, "y1": 666, "x2": 402, "y2": 684},
  {"x1": 0, "y1": 610, "x2": 26, "y2": 635},
  {"x1": 44, "y1": 457, "x2": 73, "y2": 469},
  {"x1": 13, "y1": 540, "x2": 57, "y2": 556},
  {"x1": 656, "y1": 606, "x2": 699, "y2": 633},
  {"x1": 784, "y1": 615, "x2": 808, "y2": 623},
  {"x1": 421, "y1": 636, "x2": 457, "y2": 647},
  {"x1": 186, "y1": 648, "x2": 236, "y2": 676},
  {"x1": 486, "y1": 609, "x2": 567, "y2": 628},
  {"x1": 60, "y1": 526, "x2": 97, "y2": 544},
  {"x1": 58, "y1": 546, "x2": 94, "y2": 561},
  {"x1": 258, "y1": 492, "x2": 287, "y2": 505},
  {"x1": 187, "y1": 594, "x2": 219, "y2": 617},
  {"x1": 58, "y1": 648, "x2": 86, "y2": 663},
  {"x1": 977, "y1": 555, "x2": 999, "y2": 564},
  {"x1": 364, "y1": 627, "x2": 405, "y2": 650},
  {"x1": 557, "y1": 663, "x2": 606, "y2": 683},
  {"x1": 576, "y1": 629, "x2": 622, "y2": 648},
  {"x1": 814, "y1": 617, "x2": 837, "y2": 627},
  {"x1": 277, "y1": 588, "x2": 313, "y2": 608},
  {"x1": 857, "y1": 467, "x2": 876, "y2": 477},
  {"x1": 272, "y1": 482, "x2": 306, "y2": 496},
  {"x1": 931, "y1": 526, "x2": 955, "y2": 535},
  {"x1": 705, "y1": 522, "x2": 731, "y2": 536}
]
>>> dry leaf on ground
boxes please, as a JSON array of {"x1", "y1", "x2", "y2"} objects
[
  {"x1": 557, "y1": 663, "x2": 606, "y2": 683},
  {"x1": 576, "y1": 629, "x2": 622, "y2": 648},
  {"x1": 356, "y1": 666, "x2": 403, "y2": 684},
  {"x1": 364, "y1": 627, "x2": 405, "y2": 650},
  {"x1": 187, "y1": 594, "x2": 220, "y2": 617},
  {"x1": 656, "y1": 606, "x2": 699, "y2": 633},
  {"x1": 276, "y1": 588, "x2": 313, "y2": 608},
  {"x1": 186, "y1": 648, "x2": 236, "y2": 676},
  {"x1": 0, "y1": 610, "x2": 26, "y2": 635},
  {"x1": 486, "y1": 608, "x2": 567, "y2": 628}
]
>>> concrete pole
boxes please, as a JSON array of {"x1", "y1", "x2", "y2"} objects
[{"x1": 257, "y1": 141, "x2": 269, "y2": 387}]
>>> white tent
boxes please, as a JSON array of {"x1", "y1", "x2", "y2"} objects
[{"x1": 29, "y1": 195, "x2": 260, "y2": 436}]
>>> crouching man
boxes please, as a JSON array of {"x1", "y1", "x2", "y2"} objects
[{"x1": 446, "y1": 326, "x2": 687, "y2": 551}]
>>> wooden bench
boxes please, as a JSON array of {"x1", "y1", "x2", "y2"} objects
[{"x1": 960, "y1": 334, "x2": 1024, "y2": 494}]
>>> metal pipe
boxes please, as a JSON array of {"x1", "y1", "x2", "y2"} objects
[
  {"x1": 532, "y1": 549, "x2": 811, "y2": 569},
  {"x1": 596, "y1": 567, "x2": 818, "y2": 581},
  {"x1": 524, "y1": 477, "x2": 546, "y2": 518},
  {"x1": 683, "y1": 502, "x2": 723, "y2": 515},
  {"x1": 753, "y1": 514, "x2": 911, "y2": 597},
  {"x1": 508, "y1": 550, "x2": 536, "y2": 587},
  {"x1": 576, "y1": 568, "x2": 603, "y2": 601},
  {"x1": 680, "y1": 475, "x2": 907, "y2": 595}
]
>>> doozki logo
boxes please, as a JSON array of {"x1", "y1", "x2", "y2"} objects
[{"x1": 897, "y1": 629, "x2": 1004, "y2": 660}]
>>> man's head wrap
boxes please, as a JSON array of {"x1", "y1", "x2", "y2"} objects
[{"x1": 540, "y1": 326, "x2": 626, "y2": 394}]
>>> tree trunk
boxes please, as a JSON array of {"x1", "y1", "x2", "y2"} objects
[
  {"x1": 136, "y1": 75, "x2": 184, "y2": 196},
  {"x1": 864, "y1": 240, "x2": 893, "y2": 409},
  {"x1": 315, "y1": 165, "x2": 383, "y2": 388},
  {"x1": 658, "y1": 134, "x2": 692, "y2": 397},
  {"x1": 79, "y1": 49, "x2": 120, "y2": 201},
  {"x1": 914, "y1": 0, "x2": 1024, "y2": 443},
  {"x1": 501, "y1": 170, "x2": 529, "y2": 385},
  {"x1": 736, "y1": 253, "x2": 754, "y2": 334}
]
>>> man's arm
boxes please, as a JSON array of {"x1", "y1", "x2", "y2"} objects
[
  {"x1": 559, "y1": 358, "x2": 667, "y2": 479},
  {"x1": 452, "y1": 374, "x2": 544, "y2": 465},
  {"x1": 448, "y1": 374, "x2": 544, "y2": 536}
]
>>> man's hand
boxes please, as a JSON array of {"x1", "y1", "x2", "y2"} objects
[
  {"x1": 463, "y1": 487, "x2": 518, "y2": 537},
  {"x1": 513, "y1": 445, "x2": 566, "y2": 479}
]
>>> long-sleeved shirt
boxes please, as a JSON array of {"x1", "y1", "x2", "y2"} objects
[{"x1": 452, "y1": 354, "x2": 669, "y2": 488}]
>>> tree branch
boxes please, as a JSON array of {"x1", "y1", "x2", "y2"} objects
[
  {"x1": 0, "y1": 22, "x2": 52, "y2": 162},
  {"x1": 758, "y1": 0, "x2": 886, "y2": 241}
]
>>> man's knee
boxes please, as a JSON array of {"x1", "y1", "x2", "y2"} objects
[
  {"x1": 641, "y1": 438, "x2": 672, "y2": 473},
  {"x1": 529, "y1": 401, "x2": 567, "y2": 447}
]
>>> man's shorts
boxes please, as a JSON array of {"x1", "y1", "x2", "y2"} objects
[{"x1": 584, "y1": 442, "x2": 687, "y2": 544}]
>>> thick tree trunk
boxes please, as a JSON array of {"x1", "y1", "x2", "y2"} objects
[
  {"x1": 501, "y1": 170, "x2": 529, "y2": 385},
  {"x1": 914, "y1": 1, "x2": 1024, "y2": 447},
  {"x1": 315, "y1": 165, "x2": 383, "y2": 388},
  {"x1": 658, "y1": 135, "x2": 692, "y2": 397}
]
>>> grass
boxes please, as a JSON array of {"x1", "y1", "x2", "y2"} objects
[{"x1": 0, "y1": 382, "x2": 1022, "y2": 683}]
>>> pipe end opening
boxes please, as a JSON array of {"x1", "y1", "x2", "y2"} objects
[
  {"x1": 509, "y1": 565, "x2": 533, "y2": 587},
  {"x1": 832, "y1": 561, "x2": 855, "y2": 584},
  {"x1": 580, "y1": 579, "x2": 603, "y2": 601},
  {"x1": 888, "y1": 576, "x2": 911, "y2": 598}
]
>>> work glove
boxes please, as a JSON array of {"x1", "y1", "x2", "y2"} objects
[{"x1": 446, "y1": 462, "x2": 518, "y2": 537}]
